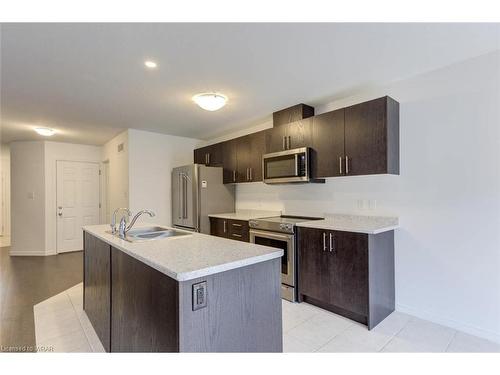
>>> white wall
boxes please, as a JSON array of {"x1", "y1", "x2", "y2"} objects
[
  {"x1": 44, "y1": 141, "x2": 102, "y2": 254},
  {"x1": 102, "y1": 131, "x2": 129, "y2": 219},
  {"x1": 128, "y1": 129, "x2": 200, "y2": 226},
  {"x1": 10, "y1": 141, "x2": 46, "y2": 255},
  {"x1": 228, "y1": 51, "x2": 500, "y2": 342},
  {"x1": 0, "y1": 144, "x2": 11, "y2": 237}
]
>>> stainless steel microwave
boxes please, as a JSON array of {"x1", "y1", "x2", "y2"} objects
[{"x1": 262, "y1": 147, "x2": 310, "y2": 184}]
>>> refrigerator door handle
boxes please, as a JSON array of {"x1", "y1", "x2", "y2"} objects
[
  {"x1": 182, "y1": 173, "x2": 188, "y2": 219},
  {"x1": 178, "y1": 173, "x2": 183, "y2": 220}
]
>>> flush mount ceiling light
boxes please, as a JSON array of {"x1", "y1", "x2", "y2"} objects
[
  {"x1": 192, "y1": 92, "x2": 228, "y2": 111},
  {"x1": 34, "y1": 127, "x2": 56, "y2": 136},
  {"x1": 144, "y1": 60, "x2": 157, "y2": 69}
]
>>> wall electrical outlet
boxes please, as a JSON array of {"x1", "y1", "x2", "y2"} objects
[{"x1": 192, "y1": 281, "x2": 207, "y2": 311}]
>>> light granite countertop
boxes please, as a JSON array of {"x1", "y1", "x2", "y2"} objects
[
  {"x1": 83, "y1": 224, "x2": 283, "y2": 281},
  {"x1": 297, "y1": 214, "x2": 399, "y2": 234},
  {"x1": 208, "y1": 209, "x2": 281, "y2": 221}
]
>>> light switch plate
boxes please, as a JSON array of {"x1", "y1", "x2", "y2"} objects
[
  {"x1": 192, "y1": 281, "x2": 207, "y2": 311},
  {"x1": 201, "y1": 180, "x2": 207, "y2": 188}
]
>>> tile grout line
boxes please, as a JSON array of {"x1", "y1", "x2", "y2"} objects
[
  {"x1": 313, "y1": 322, "x2": 355, "y2": 352},
  {"x1": 377, "y1": 316, "x2": 414, "y2": 352},
  {"x1": 283, "y1": 308, "x2": 322, "y2": 334},
  {"x1": 66, "y1": 288, "x2": 94, "y2": 352},
  {"x1": 444, "y1": 330, "x2": 458, "y2": 353}
]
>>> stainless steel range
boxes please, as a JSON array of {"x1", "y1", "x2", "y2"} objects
[{"x1": 249, "y1": 215, "x2": 322, "y2": 302}]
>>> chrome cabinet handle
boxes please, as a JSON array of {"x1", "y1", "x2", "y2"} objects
[
  {"x1": 232, "y1": 233, "x2": 242, "y2": 238},
  {"x1": 345, "y1": 156, "x2": 349, "y2": 174},
  {"x1": 207, "y1": 153, "x2": 210, "y2": 165},
  {"x1": 339, "y1": 156, "x2": 343, "y2": 175},
  {"x1": 232, "y1": 223, "x2": 242, "y2": 227},
  {"x1": 329, "y1": 233, "x2": 334, "y2": 252},
  {"x1": 288, "y1": 136, "x2": 291, "y2": 149},
  {"x1": 249, "y1": 167, "x2": 252, "y2": 181},
  {"x1": 323, "y1": 232, "x2": 327, "y2": 251},
  {"x1": 233, "y1": 170, "x2": 236, "y2": 182},
  {"x1": 282, "y1": 136, "x2": 286, "y2": 150},
  {"x1": 223, "y1": 220, "x2": 227, "y2": 233}
]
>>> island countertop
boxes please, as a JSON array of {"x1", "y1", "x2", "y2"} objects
[{"x1": 83, "y1": 224, "x2": 283, "y2": 281}]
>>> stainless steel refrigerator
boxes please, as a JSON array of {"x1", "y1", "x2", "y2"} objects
[{"x1": 172, "y1": 164, "x2": 235, "y2": 234}]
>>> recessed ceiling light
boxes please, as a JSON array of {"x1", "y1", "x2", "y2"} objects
[
  {"x1": 144, "y1": 60, "x2": 157, "y2": 69},
  {"x1": 34, "y1": 127, "x2": 56, "y2": 136},
  {"x1": 192, "y1": 93, "x2": 228, "y2": 111}
]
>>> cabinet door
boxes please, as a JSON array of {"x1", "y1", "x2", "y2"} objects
[
  {"x1": 84, "y1": 232, "x2": 111, "y2": 352},
  {"x1": 312, "y1": 109, "x2": 345, "y2": 177},
  {"x1": 236, "y1": 135, "x2": 251, "y2": 183},
  {"x1": 194, "y1": 144, "x2": 223, "y2": 166},
  {"x1": 194, "y1": 147, "x2": 207, "y2": 164},
  {"x1": 298, "y1": 227, "x2": 329, "y2": 302},
  {"x1": 287, "y1": 118, "x2": 312, "y2": 150},
  {"x1": 210, "y1": 217, "x2": 228, "y2": 238},
  {"x1": 247, "y1": 131, "x2": 266, "y2": 182},
  {"x1": 344, "y1": 97, "x2": 388, "y2": 175},
  {"x1": 222, "y1": 139, "x2": 237, "y2": 184},
  {"x1": 265, "y1": 126, "x2": 287, "y2": 153},
  {"x1": 330, "y1": 231, "x2": 368, "y2": 316},
  {"x1": 111, "y1": 248, "x2": 179, "y2": 352}
]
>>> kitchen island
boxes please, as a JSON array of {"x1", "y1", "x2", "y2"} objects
[{"x1": 82, "y1": 225, "x2": 283, "y2": 353}]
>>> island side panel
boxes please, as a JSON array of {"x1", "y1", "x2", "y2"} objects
[
  {"x1": 83, "y1": 232, "x2": 111, "y2": 352},
  {"x1": 367, "y1": 230, "x2": 395, "y2": 329},
  {"x1": 178, "y1": 258, "x2": 283, "y2": 352},
  {"x1": 110, "y1": 247, "x2": 180, "y2": 352}
]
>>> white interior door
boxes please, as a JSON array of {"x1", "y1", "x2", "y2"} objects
[{"x1": 57, "y1": 161, "x2": 100, "y2": 253}]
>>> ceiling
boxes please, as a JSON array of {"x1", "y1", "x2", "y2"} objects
[{"x1": 1, "y1": 23, "x2": 499, "y2": 145}]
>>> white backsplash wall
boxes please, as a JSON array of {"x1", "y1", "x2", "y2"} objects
[{"x1": 236, "y1": 51, "x2": 500, "y2": 343}]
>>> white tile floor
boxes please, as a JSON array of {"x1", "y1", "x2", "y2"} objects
[{"x1": 33, "y1": 283, "x2": 500, "y2": 353}]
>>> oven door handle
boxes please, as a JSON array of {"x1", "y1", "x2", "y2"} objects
[{"x1": 249, "y1": 229, "x2": 294, "y2": 242}]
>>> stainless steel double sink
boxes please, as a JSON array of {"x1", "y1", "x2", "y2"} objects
[{"x1": 107, "y1": 226, "x2": 191, "y2": 242}]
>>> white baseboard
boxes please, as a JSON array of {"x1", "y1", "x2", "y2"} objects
[
  {"x1": 396, "y1": 303, "x2": 500, "y2": 344},
  {"x1": 9, "y1": 250, "x2": 47, "y2": 256}
]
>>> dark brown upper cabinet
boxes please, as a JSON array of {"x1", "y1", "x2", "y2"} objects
[
  {"x1": 312, "y1": 108, "x2": 346, "y2": 178},
  {"x1": 222, "y1": 139, "x2": 238, "y2": 184},
  {"x1": 194, "y1": 143, "x2": 223, "y2": 167},
  {"x1": 311, "y1": 96, "x2": 399, "y2": 178},
  {"x1": 344, "y1": 96, "x2": 399, "y2": 176},
  {"x1": 272, "y1": 103, "x2": 315, "y2": 127},
  {"x1": 266, "y1": 118, "x2": 313, "y2": 153},
  {"x1": 267, "y1": 104, "x2": 315, "y2": 153},
  {"x1": 230, "y1": 131, "x2": 266, "y2": 183},
  {"x1": 194, "y1": 96, "x2": 399, "y2": 183}
]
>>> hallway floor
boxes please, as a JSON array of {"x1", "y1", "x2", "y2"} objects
[{"x1": 0, "y1": 247, "x2": 82, "y2": 352}]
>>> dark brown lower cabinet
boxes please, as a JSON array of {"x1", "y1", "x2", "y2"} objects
[
  {"x1": 298, "y1": 227, "x2": 395, "y2": 329},
  {"x1": 111, "y1": 248, "x2": 179, "y2": 352},
  {"x1": 83, "y1": 232, "x2": 111, "y2": 352},
  {"x1": 210, "y1": 217, "x2": 249, "y2": 242}
]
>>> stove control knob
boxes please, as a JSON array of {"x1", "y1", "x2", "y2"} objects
[
  {"x1": 280, "y1": 223, "x2": 292, "y2": 231},
  {"x1": 249, "y1": 220, "x2": 258, "y2": 227}
]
